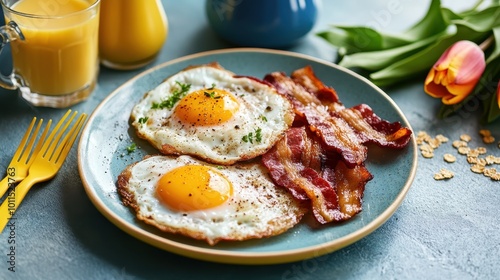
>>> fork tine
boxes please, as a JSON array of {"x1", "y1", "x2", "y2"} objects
[
  {"x1": 53, "y1": 113, "x2": 87, "y2": 164},
  {"x1": 39, "y1": 109, "x2": 73, "y2": 159},
  {"x1": 23, "y1": 119, "x2": 52, "y2": 166},
  {"x1": 0, "y1": 117, "x2": 51, "y2": 199},
  {"x1": 46, "y1": 111, "x2": 77, "y2": 162},
  {"x1": 12, "y1": 117, "x2": 37, "y2": 163}
]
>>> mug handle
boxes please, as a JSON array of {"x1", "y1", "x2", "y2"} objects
[{"x1": 0, "y1": 21, "x2": 24, "y2": 90}]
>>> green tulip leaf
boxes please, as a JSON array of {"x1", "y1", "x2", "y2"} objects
[
  {"x1": 316, "y1": 0, "x2": 448, "y2": 55},
  {"x1": 316, "y1": 27, "x2": 388, "y2": 55},
  {"x1": 338, "y1": 29, "x2": 450, "y2": 71},
  {"x1": 369, "y1": 21, "x2": 492, "y2": 87},
  {"x1": 451, "y1": 5, "x2": 500, "y2": 33},
  {"x1": 486, "y1": 26, "x2": 500, "y2": 64},
  {"x1": 484, "y1": 57, "x2": 500, "y2": 123},
  {"x1": 402, "y1": 0, "x2": 448, "y2": 40}
]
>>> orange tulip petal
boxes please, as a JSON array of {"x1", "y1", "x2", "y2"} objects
[
  {"x1": 446, "y1": 81, "x2": 477, "y2": 97},
  {"x1": 442, "y1": 93, "x2": 468, "y2": 105},
  {"x1": 425, "y1": 82, "x2": 450, "y2": 98},
  {"x1": 425, "y1": 69, "x2": 436, "y2": 85}
]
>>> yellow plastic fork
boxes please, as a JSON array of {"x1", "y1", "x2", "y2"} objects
[
  {"x1": 0, "y1": 117, "x2": 51, "y2": 198},
  {"x1": 0, "y1": 110, "x2": 87, "y2": 232}
]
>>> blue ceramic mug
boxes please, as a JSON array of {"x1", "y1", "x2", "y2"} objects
[{"x1": 206, "y1": 0, "x2": 320, "y2": 48}]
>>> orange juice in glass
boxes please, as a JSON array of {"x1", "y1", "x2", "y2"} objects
[
  {"x1": 0, "y1": 0, "x2": 100, "y2": 108},
  {"x1": 98, "y1": 0, "x2": 168, "y2": 70}
]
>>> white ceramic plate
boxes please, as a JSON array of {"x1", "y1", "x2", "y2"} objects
[{"x1": 78, "y1": 48, "x2": 417, "y2": 265}]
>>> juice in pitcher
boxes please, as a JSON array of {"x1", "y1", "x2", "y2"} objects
[
  {"x1": 98, "y1": 0, "x2": 168, "y2": 70},
  {"x1": 8, "y1": 0, "x2": 100, "y2": 96}
]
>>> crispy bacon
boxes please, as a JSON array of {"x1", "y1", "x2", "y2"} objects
[
  {"x1": 265, "y1": 67, "x2": 412, "y2": 163},
  {"x1": 289, "y1": 66, "x2": 412, "y2": 150},
  {"x1": 262, "y1": 127, "x2": 373, "y2": 223},
  {"x1": 261, "y1": 65, "x2": 411, "y2": 224},
  {"x1": 265, "y1": 71, "x2": 367, "y2": 167}
]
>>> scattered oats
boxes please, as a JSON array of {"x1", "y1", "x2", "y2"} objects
[
  {"x1": 460, "y1": 134, "x2": 472, "y2": 142},
  {"x1": 420, "y1": 144, "x2": 434, "y2": 152},
  {"x1": 467, "y1": 156, "x2": 478, "y2": 164},
  {"x1": 458, "y1": 146, "x2": 471, "y2": 155},
  {"x1": 434, "y1": 168, "x2": 454, "y2": 180},
  {"x1": 416, "y1": 131, "x2": 431, "y2": 144},
  {"x1": 475, "y1": 147, "x2": 487, "y2": 154},
  {"x1": 417, "y1": 131, "x2": 429, "y2": 137},
  {"x1": 495, "y1": 157, "x2": 500, "y2": 164},
  {"x1": 485, "y1": 155, "x2": 497, "y2": 165},
  {"x1": 490, "y1": 173, "x2": 500, "y2": 181},
  {"x1": 471, "y1": 165, "x2": 485, "y2": 174},
  {"x1": 452, "y1": 140, "x2": 468, "y2": 148},
  {"x1": 477, "y1": 158, "x2": 487, "y2": 166},
  {"x1": 483, "y1": 135, "x2": 495, "y2": 144},
  {"x1": 421, "y1": 150, "x2": 434, "y2": 158},
  {"x1": 435, "y1": 134, "x2": 449, "y2": 143},
  {"x1": 467, "y1": 149, "x2": 480, "y2": 157},
  {"x1": 443, "y1": 153, "x2": 456, "y2": 163},
  {"x1": 428, "y1": 138, "x2": 441, "y2": 149},
  {"x1": 479, "y1": 129, "x2": 491, "y2": 137},
  {"x1": 483, "y1": 168, "x2": 497, "y2": 177}
]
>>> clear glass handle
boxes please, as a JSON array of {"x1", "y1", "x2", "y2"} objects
[{"x1": 0, "y1": 21, "x2": 24, "y2": 90}]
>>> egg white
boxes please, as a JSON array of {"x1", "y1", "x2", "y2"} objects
[
  {"x1": 118, "y1": 155, "x2": 308, "y2": 245},
  {"x1": 130, "y1": 64, "x2": 294, "y2": 165}
]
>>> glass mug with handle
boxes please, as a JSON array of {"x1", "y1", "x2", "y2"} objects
[{"x1": 0, "y1": 0, "x2": 100, "y2": 108}]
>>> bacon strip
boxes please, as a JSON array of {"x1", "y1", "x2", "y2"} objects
[
  {"x1": 262, "y1": 127, "x2": 373, "y2": 223},
  {"x1": 290, "y1": 66, "x2": 412, "y2": 149},
  {"x1": 261, "y1": 65, "x2": 411, "y2": 225},
  {"x1": 265, "y1": 71, "x2": 367, "y2": 167}
]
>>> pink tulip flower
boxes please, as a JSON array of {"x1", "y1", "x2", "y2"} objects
[{"x1": 424, "y1": 40, "x2": 486, "y2": 105}]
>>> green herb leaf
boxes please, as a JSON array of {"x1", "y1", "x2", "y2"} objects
[
  {"x1": 242, "y1": 128, "x2": 262, "y2": 144},
  {"x1": 138, "y1": 117, "x2": 148, "y2": 124},
  {"x1": 204, "y1": 91, "x2": 221, "y2": 99},
  {"x1": 152, "y1": 81, "x2": 191, "y2": 109},
  {"x1": 255, "y1": 128, "x2": 262, "y2": 143},
  {"x1": 126, "y1": 143, "x2": 137, "y2": 154}
]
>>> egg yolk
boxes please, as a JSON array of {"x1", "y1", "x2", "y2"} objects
[
  {"x1": 156, "y1": 165, "x2": 233, "y2": 211},
  {"x1": 174, "y1": 88, "x2": 240, "y2": 126}
]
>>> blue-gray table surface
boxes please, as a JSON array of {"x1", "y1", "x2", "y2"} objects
[{"x1": 1, "y1": 0, "x2": 499, "y2": 279}]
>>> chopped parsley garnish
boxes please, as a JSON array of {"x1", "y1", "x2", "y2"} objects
[
  {"x1": 242, "y1": 132, "x2": 253, "y2": 143},
  {"x1": 126, "y1": 143, "x2": 137, "y2": 154},
  {"x1": 255, "y1": 128, "x2": 262, "y2": 143},
  {"x1": 260, "y1": 115, "x2": 268, "y2": 122},
  {"x1": 207, "y1": 83, "x2": 216, "y2": 90},
  {"x1": 204, "y1": 91, "x2": 221, "y2": 99},
  {"x1": 151, "y1": 81, "x2": 191, "y2": 109},
  {"x1": 138, "y1": 117, "x2": 148, "y2": 124},
  {"x1": 242, "y1": 128, "x2": 262, "y2": 144}
]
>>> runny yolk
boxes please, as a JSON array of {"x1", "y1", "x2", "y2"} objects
[
  {"x1": 174, "y1": 88, "x2": 240, "y2": 126},
  {"x1": 156, "y1": 165, "x2": 233, "y2": 211}
]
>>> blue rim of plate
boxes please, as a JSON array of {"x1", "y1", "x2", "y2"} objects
[{"x1": 77, "y1": 48, "x2": 418, "y2": 265}]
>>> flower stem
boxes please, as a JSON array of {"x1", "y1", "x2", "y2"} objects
[
  {"x1": 479, "y1": 35, "x2": 494, "y2": 51},
  {"x1": 470, "y1": 0, "x2": 485, "y2": 11}
]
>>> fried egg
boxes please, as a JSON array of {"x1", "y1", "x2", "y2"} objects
[
  {"x1": 130, "y1": 63, "x2": 294, "y2": 165},
  {"x1": 117, "y1": 155, "x2": 308, "y2": 245}
]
